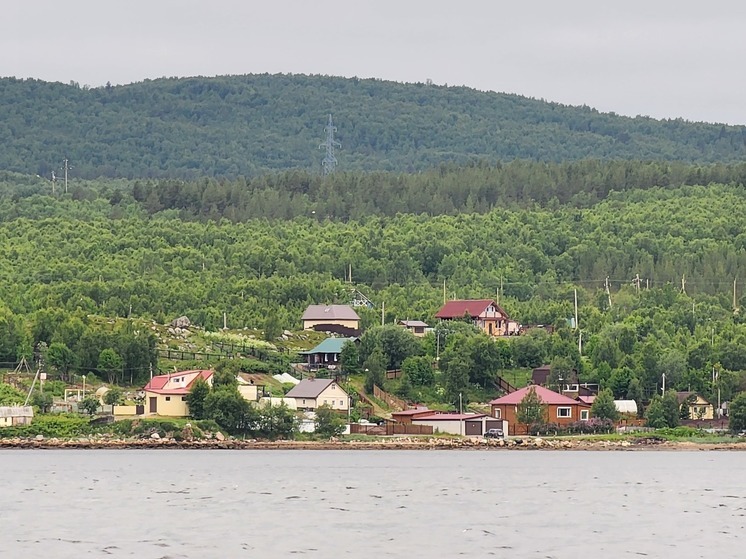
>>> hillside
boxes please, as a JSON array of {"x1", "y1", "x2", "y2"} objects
[{"x1": 1, "y1": 74, "x2": 745, "y2": 179}]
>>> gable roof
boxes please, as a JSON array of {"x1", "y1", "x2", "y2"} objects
[
  {"x1": 0, "y1": 406, "x2": 33, "y2": 418},
  {"x1": 143, "y1": 370, "x2": 213, "y2": 395},
  {"x1": 300, "y1": 337, "x2": 357, "y2": 355},
  {"x1": 489, "y1": 385, "x2": 584, "y2": 406},
  {"x1": 399, "y1": 320, "x2": 429, "y2": 328},
  {"x1": 435, "y1": 299, "x2": 505, "y2": 320},
  {"x1": 285, "y1": 378, "x2": 344, "y2": 399},
  {"x1": 301, "y1": 305, "x2": 360, "y2": 321},
  {"x1": 413, "y1": 413, "x2": 488, "y2": 421}
]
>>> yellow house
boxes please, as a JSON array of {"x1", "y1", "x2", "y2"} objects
[
  {"x1": 677, "y1": 392, "x2": 715, "y2": 420},
  {"x1": 301, "y1": 305, "x2": 361, "y2": 333},
  {"x1": 143, "y1": 370, "x2": 213, "y2": 417},
  {"x1": 284, "y1": 378, "x2": 350, "y2": 412}
]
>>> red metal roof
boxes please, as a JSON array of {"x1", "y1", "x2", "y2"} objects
[
  {"x1": 144, "y1": 370, "x2": 213, "y2": 395},
  {"x1": 413, "y1": 413, "x2": 488, "y2": 421},
  {"x1": 391, "y1": 407, "x2": 431, "y2": 417},
  {"x1": 489, "y1": 385, "x2": 584, "y2": 406},
  {"x1": 435, "y1": 299, "x2": 499, "y2": 319}
]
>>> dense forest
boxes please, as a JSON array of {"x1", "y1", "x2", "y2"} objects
[
  {"x1": 1, "y1": 74, "x2": 745, "y2": 179},
  {"x1": 3, "y1": 170, "x2": 746, "y2": 406}
]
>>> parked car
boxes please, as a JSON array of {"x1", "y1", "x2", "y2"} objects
[{"x1": 484, "y1": 428, "x2": 504, "y2": 439}]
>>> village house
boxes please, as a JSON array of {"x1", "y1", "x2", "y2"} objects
[
  {"x1": 284, "y1": 378, "x2": 350, "y2": 412},
  {"x1": 300, "y1": 337, "x2": 357, "y2": 370},
  {"x1": 677, "y1": 392, "x2": 715, "y2": 420},
  {"x1": 0, "y1": 405, "x2": 33, "y2": 427},
  {"x1": 391, "y1": 406, "x2": 433, "y2": 424},
  {"x1": 435, "y1": 299, "x2": 519, "y2": 337},
  {"x1": 397, "y1": 319, "x2": 429, "y2": 337},
  {"x1": 142, "y1": 370, "x2": 214, "y2": 417},
  {"x1": 489, "y1": 385, "x2": 591, "y2": 435},
  {"x1": 301, "y1": 304, "x2": 361, "y2": 336}
]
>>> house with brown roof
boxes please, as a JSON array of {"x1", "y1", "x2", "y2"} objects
[
  {"x1": 410, "y1": 412, "x2": 505, "y2": 436},
  {"x1": 397, "y1": 320, "x2": 429, "y2": 337},
  {"x1": 143, "y1": 369, "x2": 213, "y2": 417},
  {"x1": 391, "y1": 406, "x2": 433, "y2": 424},
  {"x1": 301, "y1": 305, "x2": 361, "y2": 336},
  {"x1": 435, "y1": 299, "x2": 518, "y2": 337},
  {"x1": 490, "y1": 385, "x2": 590, "y2": 434},
  {"x1": 0, "y1": 406, "x2": 33, "y2": 427},
  {"x1": 285, "y1": 378, "x2": 350, "y2": 412}
]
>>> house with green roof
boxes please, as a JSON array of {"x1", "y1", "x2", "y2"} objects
[{"x1": 300, "y1": 337, "x2": 358, "y2": 369}]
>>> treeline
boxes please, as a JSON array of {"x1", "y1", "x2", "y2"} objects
[
  {"x1": 1, "y1": 74, "x2": 745, "y2": 179},
  {"x1": 3, "y1": 160, "x2": 746, "y2": 221}
]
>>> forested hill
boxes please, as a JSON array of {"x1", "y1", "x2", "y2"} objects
[{"x1": 1, "y1": 74, "x2": 745, "y2": 179}]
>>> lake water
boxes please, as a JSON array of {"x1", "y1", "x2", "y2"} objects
[{"x1": 0, "y1": 449, "x2": 743, "y2": 558}]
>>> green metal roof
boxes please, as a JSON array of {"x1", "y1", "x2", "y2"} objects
[{"x1": 301, "y1": 337, "x2": 357, "y2": 355}]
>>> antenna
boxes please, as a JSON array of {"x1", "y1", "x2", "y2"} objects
[{"x1": 319, "y1": 114, "x2": 341, "y2": 175}]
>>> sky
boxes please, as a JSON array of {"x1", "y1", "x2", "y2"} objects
[{"x1": 2, "y1": 0, "x2": 745, "y2": 125}]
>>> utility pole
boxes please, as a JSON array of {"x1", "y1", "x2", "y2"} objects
[
  {"x1": 633, "y1": 274, "x2": 641, "y2": 294},
  {"x1": 734, "y1": 278, "x2": 738, "y2": 313},
  {"x1": 381, "y1": 301, "x2": 385, "y2": 326},
  {"x1": 443, "y1": 279, "x2": 446, "y2": 305},
  {"x1": 62, "y1": 158, "x2": 71, "y2": 193},
  {"x1": 319, "y1": 114, "x2": 341, "y2": 176},
  {"x1": 573, "y1": 289, "x2": 579, "y2": 330},
  {"x1": 681, "y1": 274, "x2": 686, "y2": 295},
  {"x1": 51, "y1": 171, "x2": 57, "y2": 194},
  {"x1": 605, "y1": 276, "x2": 612, "y2": 309}
]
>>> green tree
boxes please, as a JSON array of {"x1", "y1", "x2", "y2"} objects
[
  {"x1": 204, "y1": 387, "x2": 255, "y2": 435},
  {"x1": 401, "y1": 356, "x2": 435, "y2": 386},
  {"x1": 339, "y1": 341, "x2": 361, "y2": 376},
  {"x1": 516, "y1": 387, "x2": 547, "y2": 425},
  {"x1": 103, "y1": 386, "x2": 124, "y2": 407},
  {"x1": 645, "y1": 396, "x2": 666, "y2": 428},
  {"x1": 315, "y1": 403, "x2": 346, "y2": 437},
  {"x1": 263, "y1": 313, "x2": 282, "y2": 342},
  {"x1": 661, "y1": 390, "x2": 680, "y2": 428},
  {"x1": 0, "y1": 383, "x2": 26, "y2": 405},
  {"x1": 186, "y1": 376, "x2": 210, "y2": 419},
  {"x1": 438, "y1": 343, "x2": 471, "y2": 407},
  {"x1": 98, "y1": 348, "x2": 124, "y2": 384},
  {"x1": 31, "y1": 391, "x2": 53, "y2": 413},
  {"x1": 626, "y1": 377, "x2": 643, "y2": 418},
  {"x1": 47, "y1": 342, "x2": 78, "y2": 382},
  {"x1": 79, "y1": 396, "x2": 99, "y2": 416},
  {"x1": 258, "y1": 402, "x2": 297, "y2": 439},
  {"x1": 728, "y1": 392, "x2": 746, "y2": 432},
  {"x1": 590, "y1": 388, "x2": 620, "y2": 422},
  {"x1": 548, "y1": 356, "x2": 574, "y2": 392},
  {"x1": 363, "y1": 347, "x2": 386, "y2": 393}
]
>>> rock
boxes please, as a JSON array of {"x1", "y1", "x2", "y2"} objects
[
  {"x1": 167, "y1": 327, "x2": 176, "y2": 335},
  {"x1": 215, "y1": 432, "x2": 226, "y2": 441},
  {"x1": 35, "y1": 434, "x2": 44, "y2": 442},
  {"x1": 182, "y1": 424, "x2": 195, "y2": 442},
  {"x1": 283, "y1": 330, "x2": 293, "y2": 337},
  {"x1": 171, "y1": 316, "x2": 191, "y2": 329},
  {"x1": 150, "y1": 432, "x2": 161, "y2": 440},
  {"x1": 534, "y1": 438, "x2": 544, "y2": 447}
]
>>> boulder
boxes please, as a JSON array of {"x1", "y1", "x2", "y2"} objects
[
  {"x1": 215, "y1": 432, "x2": 226, "y2": 441},
  {"x1": 150, "y1": 432, "x2": 161, "y2": 440},
  {"x1": 171, "y1": 316, "x2": 191, "y2": 329},
  {"x1": 35, "y1": 434, "x2": 44, "y2": 442}
]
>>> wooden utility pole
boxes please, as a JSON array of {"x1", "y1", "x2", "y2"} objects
[
  {"x1": 681, "y1": 274, "x2": 686, "y2": 295},
  {"x1": 443, "y1": 279, "x2": 446, "y2": 305},
  {"x1": 734, "y1": 278, "x2": 738, "y2": 313},
  {"x1": 605, "y1": 276, "x2": 612, "y2": 309},
  {"x1": 573, "y1": 289, "x2": 579, "y2": 330},
  {"x1": 633, "y1": 274, "x2": 641, "y2": 294}
]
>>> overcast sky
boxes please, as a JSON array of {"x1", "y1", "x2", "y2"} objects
[{"x1": 2, "y1": 0, "x2": 745, "y2": 125}]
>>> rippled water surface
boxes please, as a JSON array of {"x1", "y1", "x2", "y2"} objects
[{"x1": 1, "y1": 449, "x2": 744, "y2": 558}]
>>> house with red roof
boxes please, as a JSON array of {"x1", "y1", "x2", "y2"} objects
[
  {"x1": 435, "y1": 299, "x2": 519, "y2": 337},
  {"x1": 143, "y1": 369, "x2": 213, "y2": 417},
  {"x1": 489, "y1": 385, "x2": 590, "y2": 435}
]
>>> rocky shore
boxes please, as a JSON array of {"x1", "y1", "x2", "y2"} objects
[{"x1": 1, "y1": 434, "x2": 745, "y2": 451}]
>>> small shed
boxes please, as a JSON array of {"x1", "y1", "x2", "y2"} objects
[{"x1": 0, "y1": 406, "x2": 34, "y2": 427}]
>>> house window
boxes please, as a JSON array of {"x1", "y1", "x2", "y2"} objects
[
  {"x1": 302, "y1": 399, "x2": 306, "y2": 405},
  {"x1": 165, "y1": 396, "x2": 171, "y2": 402},
  {"x1": 494, "y1": 409, "x2": 502, "y2": 419},
  {"x1": 557, "y1": 407, "x2": 571, "y2": 418},
  {"x1": 331, "y1": 384, "x2": 336, "y2": 390},
  {"x1": 182, "y1": 396, "x2": 187, "y2": 401},
  {"x1": 580, "y1": 410, "x2": 589, "y2": 421}
]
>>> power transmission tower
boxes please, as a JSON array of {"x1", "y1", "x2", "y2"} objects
[{"x1": 319, "y1": 114, "x2": 341, "y2": 175}]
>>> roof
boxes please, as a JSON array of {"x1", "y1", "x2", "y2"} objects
[
  {"x1": 413, "y1": 413, "x2": 488, "y2": 421},
  {"x1": 435, "y1": 299, "x2": 506, "y2": 319},
  {"x1": 301, "y1": 305, "x2": 360, "y2": 322},
  {"x1": 0, "y1": 406, "x2": 33, "y2": 418},
  {"x1": 399, "y1": 320, "x2": 429, "y2": 328},
  {"x1": 676, "y1": 391, "x2": 711, "y2": 405},
  {"x1": 489, "y1": 385, "x2": 585, "y2": 406},
  {"x1": 392, "y1": 407, "x2": 431, "y2": 417},
  {"x1": 300, "y1": 337, "x2": 357, "y2": 355},
  {"x1": 143, "y1": 370, "x2": 213, "y2": 395},
  {"x1": 578, "y1": 395, "x2": 596, "y2": 405},
  {"x1": 285, "y1": 378, "x2": 343, "y2": 399}
]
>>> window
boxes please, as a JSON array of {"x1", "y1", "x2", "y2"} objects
[
  {"x1": 340, "y1": 401, "x2": 343, "y2": 406},
  {"x1": 182, "y1": 396, "x2": 187, "y2": 401},
  {"x1": 165, "y1": 396, "x2": 171, "y2": 402},
  {"x1": 494, "y1": 409, "x2": 502, "y2": 419},
  {"x1": 302, "y1": 399, "x2": 306, "y2": 405},
  {"x1": 580, "y1": 410, "x2": 589, "y2": 421},
  {"x1": 557, "y1": 407, "x2": 571, "y2": 418},
  {"x1": 331, "y1": 384, "x2": 336, "y2": 390}
]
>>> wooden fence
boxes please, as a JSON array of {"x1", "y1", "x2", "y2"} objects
[
  {"x1": 350, "y1": 423, "x2": 433, "y2": 436},
  {"x1": 373, "y1": 384, "x2": 407, "y2": 411}
]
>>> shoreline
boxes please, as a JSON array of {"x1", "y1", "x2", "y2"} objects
[{"x1": 2, "y1": 436, "x2": 746, "y2": 451}]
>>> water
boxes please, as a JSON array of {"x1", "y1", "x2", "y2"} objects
[{"x1": 1, "y1": 449, "x2": 743, "y2": 558}]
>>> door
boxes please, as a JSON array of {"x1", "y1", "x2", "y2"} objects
[{"x1": 149, "y1": 397, "x2": 157, "y2": 414}]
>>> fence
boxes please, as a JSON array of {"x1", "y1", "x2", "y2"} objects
[
  {"x1": 350, "y1": 423, "x2": 434, "y2": 436},
  {"x1": 373, "y1": 385, "x2": 407, "y2": 411}
]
